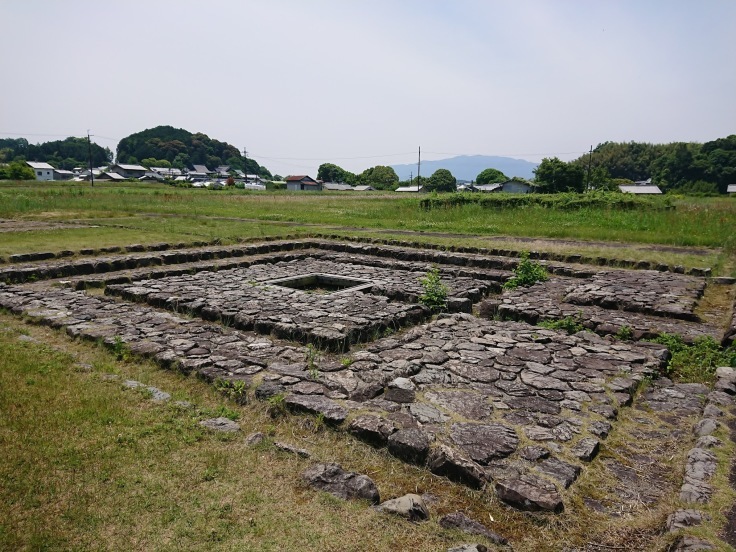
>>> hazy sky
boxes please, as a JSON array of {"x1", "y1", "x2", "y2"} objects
[{"x1": 2, "y1": 0, "x2": 734, "y2": 177}]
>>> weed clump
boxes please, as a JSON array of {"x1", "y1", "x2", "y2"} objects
[
  {"x1": 503, "y1": 251, "x2": 549, "y2": 290},
  {"x1": 214, "y1": 378, "x2": 248, "y2": 405},
  {"x1": 419, "y1": 266, "x2": 449, "y2": 312},
  {"x1": 648, "y1": 333, "x2": 736, "y2": 383},
  {"x1": 539, "y1": 314, "x2": 584, "y2": 334}
]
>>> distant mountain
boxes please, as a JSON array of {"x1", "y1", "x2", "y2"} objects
[{"x1": 390, "y1": 155, "x2": 538, "y2": 182}]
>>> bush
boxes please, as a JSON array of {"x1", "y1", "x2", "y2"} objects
[
  {"x1": 648, "y1": 333, "x2": 736, "y2": 383},
  {"x1": 539, "y1": 315, "x2": 584, "y2": 334},
  {"x1": 503, "y1": 252, "x2": 548, "y2": 290},
  {"x1": 419, "y1": 267, "x2": 448, "y2": 311},
  {"x1": 419, "y1": 190, "x2": 674, "y2": 211}
]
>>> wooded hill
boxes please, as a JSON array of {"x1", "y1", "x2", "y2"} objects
[
  {"x1": 116, "y1": 126, "x2": 270, "y2": 177},
  {"x1": 569, "y1": 135, "x2": 736, "y2": 194}
]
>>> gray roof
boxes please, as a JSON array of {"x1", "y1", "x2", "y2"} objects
[
  {"x1": 323, "y1": 183, "x2": 354, "y2": 191},
  {"x1": 192, "y1": 164, "x2": 211, "y2": 174},
  {"x1": 395, "y1": 185, "x2": 424, "y2": 192},
  {"x1": 27, "y1": 161, "x2": 55, "y2": 170},
  {"x1": 353, "y1": 185, "x2": 374, "y2": 191},
  {"x1": 619, "y1": 185, "x2": 662, "y2": 194},
  {"x1": 115, "y1": 163, "x2": 147, "y2": 171},
  {"x1": 727, "y1": 184, "x2": 736, "y2": 194}
]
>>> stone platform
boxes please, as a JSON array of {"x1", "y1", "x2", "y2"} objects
[{"x1": 0, "y1": 238, "x2": 733, "y2": 536}]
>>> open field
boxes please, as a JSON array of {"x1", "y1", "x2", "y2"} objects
[
  {"x1": 0, "y1": 181, "x2": 734, "y2": 274},
  {"x1": 1, "y1": 180, "x2": 735, "y2": 551}
]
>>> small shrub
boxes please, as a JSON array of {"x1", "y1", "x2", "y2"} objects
[
  {"x1": 111, "y1": 336, "x2": 131, "y2": 361},
  {"x1": 266, "y1": 393, "x2": 287, "y2": 418},
  {"x1": 214, "y1": 379, "x2": 248, "y2": 405},
  {"x1": 615, "y1": 325, "x2": 633, "y2": 340},
  {"x1": 648, "y1": 333, "x2": 736, "y2": 383},
  {"x1": 539, "y1": 315, "x2": 584, "y2": 334},
  {"x1": 340, "y1": 357, "x2": 353, "y2": 368},
  {"x1": 503, "y1": 252, "x2": 549, "y2": 290},
  {"x1": 419, "y1": 266, "x2": 449, "y2": 311}
]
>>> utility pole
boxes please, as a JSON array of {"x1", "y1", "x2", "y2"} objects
[
  {"x1": 410, "y1": 171, "x2": 413, "y2": 186},
  {"x1": 87, "y1": 130, "x2": 95, "y2": 187},
  {"x1": 586, "y1": 144, "x2": 593, "y2": 190},
  {"x1": 417, "y1": 146, "x2": 421, "y2": 189},
  {"x1": 243, "y1": 147, "x2": 249, "y2": 182}
]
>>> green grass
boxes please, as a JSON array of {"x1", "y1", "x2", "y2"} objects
[{"x1": 0, "y1": 181, "x2": 734, "y2": 274}]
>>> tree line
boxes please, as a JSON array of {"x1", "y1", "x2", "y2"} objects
[{"x1": 0, "y1": 137, "x2": 112, "y2": 170}]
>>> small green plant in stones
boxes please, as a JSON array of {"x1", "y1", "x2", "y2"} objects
[
  {"x1": 419, "y1": 266, "x2": 449, "y2": 312},
  {"x1": 648, "y1": 333, "x2": 736, "y2": 383},
  {"x1": 266, "y1": 393, "x2": 287, "y2": 418},
  {"x1": 110, "y1": 336, "x2": 131, "y2": 361},
  {"x1": 615, "y1": 325, "x2": 633, "y2": 341},
  {"x1": 503, "y1": 251, "x2": 549, "y2": 290},
  {"x1": 340, "y1": 357, "x2": 353, "y2": 368},
  {"x1": 305, "y1": 344, "x2": 320, "y2": 379},
  {"x1": 215, "y1": 379, "x2": 248, "y2": 405},
  {"x1": 539, "y1": 314, "x2": 584, "y2": 334}
]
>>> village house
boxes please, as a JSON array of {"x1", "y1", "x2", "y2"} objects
[
  {"x1": 285, "y1": 175, "x2": 322, "y2": 191},
  {"x1": 395, "y1": 185, "x2": 425, "y2": 193},
  {"x1": 109, "y1": 163, "x2": 148, "y2": 179},
  {"x1": 26, "y1": 161, "x2": 55, "y2": 181},
  {"x1": 619, "y1": 184, "x2": 662, "y2": 194}
]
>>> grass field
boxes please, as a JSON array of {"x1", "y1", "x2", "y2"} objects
[{"x1": 0, "y1": 181, "x2": 734, "y2": 274}]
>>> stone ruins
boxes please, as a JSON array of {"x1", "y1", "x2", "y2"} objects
[{"x1": 1, "y1": 238, "x2": 734, "y2": 549}]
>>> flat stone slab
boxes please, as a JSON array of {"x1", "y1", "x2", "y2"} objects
[
  {"x1": 199, "y1": 417, "x2": 240, "y2": 432},
  {"x1": 487, "y1": 276, "x2": 722, "y2": 343},
  {"x1": 302, "y1": 463, "x2": 379, "y2": 503}
]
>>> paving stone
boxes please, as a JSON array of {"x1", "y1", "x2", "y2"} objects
[
  {"x1": 285, "y1": 394, "x2": 348, "y2": 424},
  {"x1": 450, "y1": 423, "x2": 519, "y2": 464},
  {"x1": 537, "y1": 457, "x2": 581, "y2": 488},
  {"x1": 199, "y1": 417, "x2": 240, "y2": 432},
  {"x1": 378, "y1": 493, "x2": 429, "y2": 521},
  {"x1": 439, "y1": 511, "x2": 508, "y2": 545},
  {"x1": 426, "y1": 445, "x2": 486, "y2": 489},
  {"x1": 570, "y1": 437, "x2": 600, "y2": 462},
  {"x1": 388, "y1": 428, "x2": 430, "y2": 465},
  {"x1": 302, "y1": 463, "x2": 379, "y2": 503},
  {"x1": 666, "y1": 509, "x2": 710, "y2": 532},
  {"x1": 274, "y1": 441, "x2": 311, "y2": 458},
  {"x1": 494, "y1": 473, "x2": 564, "y2": 512},
  {"x1": 348, "y1": 414, "x2": 397, "y2": 446}
]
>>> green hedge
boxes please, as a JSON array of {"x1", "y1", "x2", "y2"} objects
[{"x1": 419, "y1": 191, "x2": 674, "y2": 211}]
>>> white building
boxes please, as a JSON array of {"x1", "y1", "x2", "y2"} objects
[{"x1": 26, "y1": 161, "x2": 55, "y2": 181}]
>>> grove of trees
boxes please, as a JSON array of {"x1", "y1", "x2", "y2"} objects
[
  {"x1": 570, "y1": 135, "x2": 736, "y2": 194},
  {"x1": 426, "y1": 168, "x2": 457, "y2": 192},
  {"x1": 0, "y1": 137, "x2": 112, "y2": 170},
  {"x1": 475, "y1": 168, "x2": 508, "y2": 184},
  {"x1": 534, "y1": 157, "x2": 586, "y2": 193},
  {"x1": 316, "y1": 162, "x2": 399, "y2": 190}
]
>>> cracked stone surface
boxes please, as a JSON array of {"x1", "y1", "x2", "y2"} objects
[{"x1": 484, "y1": 275, "x2": 722, "y2": 343}]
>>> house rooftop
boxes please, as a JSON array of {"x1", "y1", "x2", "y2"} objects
[
  {"x1": 619, "y1": 185, "x2": 662, "y2": 194},
  {"x1": 115, "y1": 163, "x2": 148, "y2": 171},
  {"x1": 27, "y1": 161, "x2": 55, "y2": 170}
]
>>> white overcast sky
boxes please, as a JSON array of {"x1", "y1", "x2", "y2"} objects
[{"x1": 1, "y1": 0, "x2": 734, "y2": 177}]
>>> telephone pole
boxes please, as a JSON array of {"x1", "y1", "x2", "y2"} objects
[
  {"x1": 586, "y1": 145, "x2": 593, "y2": 190},
  {"x1": 87, "y1": 130, "x2": 95, "y2": 187},
  {"x1": 417, "y1": 146, "x2": 421, "y2": 189}
]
